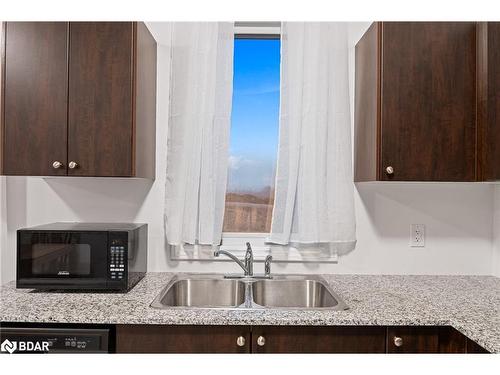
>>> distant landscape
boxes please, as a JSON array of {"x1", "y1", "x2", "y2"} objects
[{"x1": 223, "y1": 187, "x2": 274, "y2": 233}]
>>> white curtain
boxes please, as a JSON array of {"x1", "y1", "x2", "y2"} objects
[
  {"x1": 268, "y1": 22, "x2": 356, "y2": 251},
  {"x1": 165, "y1": 22, "x2": 234, "y2": 246}
]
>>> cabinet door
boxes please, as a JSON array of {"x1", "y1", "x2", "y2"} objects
[
  {"x1": 466, "y1": 338, "x2": 489, "y2": 353},
  {"x1": 480, "y1": 22, "x2": 500, "y2": 180},
  {"x1": 381, "y1": 22, "x2": 476, "y2": 181},
  {"x1": 251, "y1": 326, "x2": 386, "y2": 353},
  {"x1": 437, "y1": 326, "x2": 467, "y2": 353},
  {"x1": 388, "y1": 326, "x2": 470, "y2": 354},
  {"x1": 2, "y1": 22, "x2": 68, "y2": 176},
  {"x1": 115, "y1": 325, "x2": 251, "y2": 353},
  {"x1": 68, "y1": 22, "x2": 134, "y2": 177},
  {"x1": 387, "y1": 326, "x2": 439, "y2": 353}
]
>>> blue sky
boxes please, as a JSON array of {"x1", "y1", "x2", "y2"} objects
[{"x1": 227, "y1": 38, "x2": 281, "y2": 193}]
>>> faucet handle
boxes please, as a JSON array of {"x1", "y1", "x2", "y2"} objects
[
  {"x1": 244, "y1": 242, "x2": 254, "y2": 277},
  {"x1": 264, "y1": 255, "x2": 273, "y2": 277}
]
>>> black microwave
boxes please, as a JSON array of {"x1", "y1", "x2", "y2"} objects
[{"x1": 17, "y1": 223, "x2": 147, "y2": 291}]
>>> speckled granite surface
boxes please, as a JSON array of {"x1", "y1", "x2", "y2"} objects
[{"x1": 1, "y1": 273, "x2": 499, "y2": 353}]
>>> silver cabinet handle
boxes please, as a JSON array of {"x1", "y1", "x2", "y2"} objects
[
  {"x1": 52, "y1": 161, "x2": 63, "y2": 169},
  {"x1": 394, "y1": 336, "x2": 403, "y2": 347},
  {"x1": 257, "y1": 336, "x2": 266, "y2": 347},
  {"x1": 236, "y1": 336, "x2": 246, "y2": 347},
  {"x1": 68, "y1": 161, "x2": 78, "y2": 169},
  {"x1": 386, "y1": 166, "x2": 394, "y2": 175}
]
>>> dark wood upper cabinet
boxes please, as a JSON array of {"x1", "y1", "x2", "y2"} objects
[
  {"x1": 68, "y1": 23, "x2": 134, "y2": 177},
  {"x1": 1, "y1": 22, "x2": 69, "y2": 176},
  {"x1": 355, "y1": 22, "x2": 478, "y2": 182},
  {"x1": 1, "y1": 22, "x2": 156, "y2": 178},
  {"x1": 477, "y1": 22, "x2": 500, "y2": 181}
]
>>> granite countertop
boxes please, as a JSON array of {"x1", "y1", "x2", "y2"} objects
[{"x1": 1, "y1": 273, "x2": 499, "y2": 353}]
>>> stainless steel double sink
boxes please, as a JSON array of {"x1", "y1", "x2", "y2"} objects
[{"x1": 150, "y1": 274, "x2": 349, "y2": 310}]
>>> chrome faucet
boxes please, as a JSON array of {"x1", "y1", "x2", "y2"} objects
[
  {"x1": 214, "y1": 242, "x2": 254, "y2": 277},
  {"x1": 214, "y1": 243, "x2": 273, "y2": 279}
]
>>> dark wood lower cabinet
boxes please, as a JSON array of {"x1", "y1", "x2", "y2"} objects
[
  {"x1": 386, "y1": 326, "x2": 485, "y2": 353},
  {"x1": 386, "y1": 326, "x2": 474, "y2": 354},
  {"x1": 115, "y1": 325, "x2": 489, "y2": 354},
  {"x1": 466, "y1": 338, "x2": 489, "y2": 353},
  {"x1": 437, "y1": 326, "x2": 468, "y2": 353},
  {"x1": 116, "y1": 325, "x2": 251, "y2": 353},
  {"x1": 251, "y1": 326, "x2": 386, "y2": 353},
  {"x1": 116, "y1": 325, "x2": 387, "y2": 354}
]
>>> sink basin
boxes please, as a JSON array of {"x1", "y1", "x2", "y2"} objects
[
  {"x1": 252, "y1": 278, "x2": 346, "y2": 309},
  {"x1": 150, "y1": 274, "x2": 348, "y2": 310},
  {"x1": 151, "y1": 277, "x2": 246, "y2": 308}
]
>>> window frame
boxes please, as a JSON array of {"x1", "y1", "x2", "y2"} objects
[{"x1": 219, "y1": 23, "x2": 281, "y2": 260}]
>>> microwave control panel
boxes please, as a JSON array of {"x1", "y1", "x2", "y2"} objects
[{"x1": 109, "y1": 234, "x2": 128, "y2": 281}]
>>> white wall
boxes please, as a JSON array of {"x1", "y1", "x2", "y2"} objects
[
  {"x1": 493, "y1": 186, "x2": 500, "y2": 277},
  {"x1": 0, "y1": 22, "x2": 497, "y2": 283}
]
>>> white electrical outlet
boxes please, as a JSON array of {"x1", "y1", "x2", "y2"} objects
[{"x1": 410, "y1": 224, "x2": 425, "y2": 247}]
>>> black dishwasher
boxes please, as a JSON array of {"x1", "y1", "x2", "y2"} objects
[{"x1": 0, "y1": 326, "x2": 110, "y2": 353}]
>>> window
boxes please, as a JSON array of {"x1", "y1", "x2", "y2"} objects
[{"x1": 222, "y1": 33, "x2": 281, "y2": 234}]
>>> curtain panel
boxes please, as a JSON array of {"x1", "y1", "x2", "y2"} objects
[
  {"x1": 269, "y1": 22, "x2": 356, "y2": 252},
  {"x1": 164, "y1": 22, "x2": 235, "y2": 246}
]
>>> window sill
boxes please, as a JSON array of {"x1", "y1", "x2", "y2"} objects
[{"x1": 169, "y1": 232, "x2": 339, "y2": 263}]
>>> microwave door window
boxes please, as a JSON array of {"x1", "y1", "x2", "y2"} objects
[{"x1": 30, "y1": 244, "x2": 91, "y2": 276}]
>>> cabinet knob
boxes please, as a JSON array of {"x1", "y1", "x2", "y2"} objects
[
  {"x1": 393, "y1": 336, "x2": 403, "y2": 347},
  {"x1": 52, "y1": 161, "x2": 63, "y2": 169},
  {"x1": 257, "y1": 336, "x2": 266, "y2": 347},
  {"x1": 68, "y1": 161, "x2": 78, "y2": 169},
  {"x1": 385, "y1": 166, "x2": 394, "y2": 175},
  {"x1": 236, "y1": 336, "x2": 246, "y2": 347}
]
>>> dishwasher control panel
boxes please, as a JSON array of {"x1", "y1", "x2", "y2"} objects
[{"x1": 0, "y1": 327, "x2": 110, "y2": 353}]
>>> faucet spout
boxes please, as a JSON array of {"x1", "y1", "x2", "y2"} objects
[
  {"x1": 213, "y1": 249, "x2": 248, "y2": 274},
  {"x1": 213, "y1": 243, "x2": 255, "y2": 277}
]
